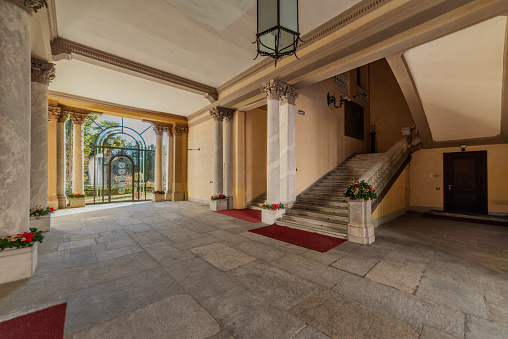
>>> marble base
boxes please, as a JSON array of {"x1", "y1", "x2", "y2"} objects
[
  {"x1": 262, "y1": 209, "x2": 285, "y2": 224},
  {"x1": 69, "y1": 197, "x2": 86, "y2": 208},
  {"x1": 29, "y1": 214, "x2": 51, "y2": 232},
  {"x1": 173, "y1": 192, "x2": 184, "y2": 201},
  {"x1": 210, "y1": 200, "x2": 228, "y2": 211},
  {"x1": 347, "y1": 200, "x2": 375, "y2": 245},
  {"x1": 57, "y1": 195, "x2": 67, "y2": 209},
  {"x1": 227, "y1": 197, "x2": 234, "y2": 210},
  {"x1": 0, "y1": 242, "x2": 38, "y2": 285},
  {"x1": 165, "y1": 192, "x2": 173, "y2": 201},
  {"x1": 153, "y1": 194, "x2": 165, "y2": 202}
]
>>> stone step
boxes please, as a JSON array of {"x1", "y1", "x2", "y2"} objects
[
  {"x1": 295, "y1": 201, "x2": 349, "y2": 209},
  {"x1": 287, "y1": 210, "x2": 349, "y2": 223},
  {"x1": 275, "y1": 219, "x2": 347, "y2": 239},
  {"x1": 292, "y1": 205, "x2": 348, "y2": 214},
  {"x1": 282, "y1": 214, "x2": 349, "y2": 228}
]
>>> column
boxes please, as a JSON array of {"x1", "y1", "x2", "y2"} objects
[
  {"x1": 153, "y1": 125, "x2": 164, "y2": 192},
  {"x1": 70, "y1": 113, "x2": 88, "y2": 195},
  {"x1": 210, "y1": 108, "x2": 224, "y2": 196},
  {"x1": 56, "y1": 111, "x2": 68, "y2": 208},
  {"x1": 224, "y1": 110, "x2": 233, "y2": 208},
  {"x1": 164, "y1": 126, "x2": 174, "y2": 200},
  {"x1": 47, "y1": 107, "x2": 60, "y2": 209},
  {"x1": 0, "y1": 0, "x2": 41, "y2": 237},
  {"x1": 30, "y1": 58, "x2": 55, "y2": 212},
  {"x1": 279, "y1": 84, "x2": 298, "y2": 207},
  {"x1": 261, "y1": 79, "x2": 285, "y2": 223},
  {"x1": 233, "y1": 111, "x2": 246, "y2": 209},
  {"x1": 172, "y1": 126, "x2": 188, "y2": 201}
]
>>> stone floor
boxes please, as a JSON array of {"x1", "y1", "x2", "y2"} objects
[{"x1": 1, "y1": 202, "x2": 507, "y2": 338}]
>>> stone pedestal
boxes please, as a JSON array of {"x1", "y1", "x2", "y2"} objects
[
  {"x1": 29, "y1": 215, "x2": 51, "y2": 232},
  {"x1": 69, "y1": 197, "x2": 86, "y2": 208},
  {"x1": 347, "y1": 200, "x2": 375, "y2": 245},
  {"x1": 262, "y1": 209, "x2": 285, "y2": 224},
  {"x1": 210, "y1": 200, "x2": 228, "y2": 211},
  {"x1": 0, "y1": 243, "x2": 38, "y2": 285},
  {"x1": 153, "y1": 193, "x2": 165, "y2": 202}
]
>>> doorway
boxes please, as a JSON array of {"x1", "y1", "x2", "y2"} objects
[{"x1": 443, "y1": 151, "x2": 487, "y2": 214}]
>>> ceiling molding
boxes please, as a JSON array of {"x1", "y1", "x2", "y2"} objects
[
  {"x1": 216, "y1": 0, "x2": 392, "y2": 94},
  {"x1": 48, "y1": 90, "x2": 188, "y2": 124},
  {"x1": 46, "y1": 0, "x2": 58, "y2": 41},
  {"x1": 51, "y1": 37, "x2": 218, "y2": 100}
]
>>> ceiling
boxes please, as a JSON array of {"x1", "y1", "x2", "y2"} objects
[
  {"x1": 404, "y1": 16, "x2": 507, "y2": 142},
  {"x1": 50, "y1": 0, "x2": 361, "y2": 116}
]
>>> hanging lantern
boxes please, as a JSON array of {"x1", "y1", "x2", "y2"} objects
[{"x1": 255, "y1": 0, "x2": 301, "y2": 66}]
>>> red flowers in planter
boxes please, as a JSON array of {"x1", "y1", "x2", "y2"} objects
[
  {"x1": 17, "y1": 232, "x2": 35, "y2": 242},
  {"x1": 261, "y1": 202, "x2": 285, "y2": 211}
]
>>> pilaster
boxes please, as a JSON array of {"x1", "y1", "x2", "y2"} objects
[
  {"x1": 172, "y1": 126, "x2": 188, "y2": 201},
  {"x1": 279, "y1": 84, "x2": 298, "y2": 207},
  {"x1": 69, "y1": 112, "x2": 88, "y2": 195},
  {"x1": 56, "y1": 110, "x2": 68, "y2": 208},
  {"x1": 164, "y1": 126, "x2": 174, "y2": 200},
  {"x1": 153, "y1": 125, "x2": 164, "y2": 192}
]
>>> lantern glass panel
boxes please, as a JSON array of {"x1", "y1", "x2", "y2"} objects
[
  {"x1": 257, "y1": 0, "x2": 278, "y2": 34},
  {"x1": 279, "y1": 29, "x2": 295, "y2": 53},
  {"x1": 259, "y1": 33, "x2": 275, "y2": 54},
  {"x1": 279, "y1": 0, "x2": 298, "y2": 32}
]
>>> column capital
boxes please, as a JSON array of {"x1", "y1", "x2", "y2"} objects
[
  {"x1": 262, "y1": 79, "x2": 285, "y2": 100},
  {"x1": 48, "y1": 106, "x2": 61, "y2": 121},
  {"x1": 280, "y1": 85, "x2": 299, "y2": 105},
  {"x1": 210, "y1": 107, "x2": 234, "y2": 121},
  {"x1": 173, "y1": 126, "x2": 189, "y2": 135},
  {"x1": 69, "y1": 112, "x2": 88, "y2": 125},
  {"x1": 153, "y1": 125, "x2": 165, "y2": 135},
  {"x1": 31, "y1": 58, "x2": 55, "y2": 85},
  {"x1": 57, "y1": 111, "x2": 69, "y2": 123},
  {"x1": 4, "y1": 0, "x2": 47, "y2": 14},
  {"x1": 163, "y1": 126, "x2": 173, "y2": 137}
]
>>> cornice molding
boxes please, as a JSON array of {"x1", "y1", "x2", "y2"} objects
[
  {"x1": 46, "y1": 0, "x2": 58, "y2": 40},
  {"x1": 31, "y1": 58, "x2": 55, "y2": 85},
  {"x1": 216, "y1": 0, "x2": 391, "y2": 94},
  {"x1": 48, "y1": 90, "x2": 187, "y2": 123},
  {"x1": 4, "y1": 0, "x2": 47, "y2": 14},
  {"x1": 51, "y1": 38, "x2": 218, "y2": 100}
]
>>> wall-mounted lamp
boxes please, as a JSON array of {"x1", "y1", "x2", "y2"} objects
[
  {"x1": 327, "y1": 92, "x2": 348, "y2": 109},
  {"x1": 460, "y1": 144, "x2": 467, "y2": 152},
  {"x1": 188, "y1": 148, "x2": 201, "y2": 151},
  {"x1": 298, "y1": 110, "x2": 305, "y2": 116},
  {"x1": 353, "y1": 92, "x2": 367, "y2": 99}
]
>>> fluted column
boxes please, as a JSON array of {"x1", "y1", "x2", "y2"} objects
[
  {"x1": 30, "y1": 58, "x2": 55, "y2": 212},
  {"x1": 224, "y1": 111, "x2": 233, "y2": 206},
  {"x1": 70, "y1": 113, "x2": 88, "y2": 195},
  {"x1": 56, "y1": 111, "x2": 68, "y2": 208},
  {"x1": 164, "y1": 126, "x2": 174, "y2": 200},
  {"x1": 153, "y1": 125, "x2": 164, "y2": 192},
  {"x1": 0, "y1": 0, "x2": 46, "y2": 237},
  {"x1": 280, "y1": 84, "x2": 298, "y2": 207},
  {"x1": 262, "y1": 79, "x2": 285, "y2": 205},
  {"x1": 172, "y1": 126, "x2": 188, "y2": 201}
]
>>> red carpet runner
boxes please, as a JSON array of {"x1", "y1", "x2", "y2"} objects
[
  {"x1": 214, "y1": 209, "x2": 262, "y2": 223},
  {"x1": 0, "y1": 303, "x2": 67, "y2": 339},
  {"x1": 249, "y1": 224, "x2": 347, "y2": 252}
]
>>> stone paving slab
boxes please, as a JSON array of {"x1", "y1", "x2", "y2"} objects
[
  {"x1": 230, "y1": 240, "x2": 287, "y2": 262},
  {"x1": 331, "y1": 245, "x2": 390, "y2": 276},
  {"x1": 465, "y1": 315, "x2": 508, "y2": 339},
  {"x1": 291, "y1": 288, "x2": 418, "y2": 339},
  {"x1": 190, "y1": 243, "x2": 256, "y2": 271},
  {"x1": 71, "y1": 294, "x2": 220, "y2": 339},
  {"x1": 293, "y1": 325, "x2": 331, "y2": 338},
  {"x1": 420, "y1": 325, "x2": 461, "y2": 339},
  {"x1": 96, "y1": 247, "x2": 133, "y2": 262}
]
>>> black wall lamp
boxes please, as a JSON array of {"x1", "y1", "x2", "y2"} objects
[
  {"x1": 353, "y1": 92, "x2": 367, "y2": 99},
  {"x1": 188, "y1": 148, "x2": 200, "y2": 151},
  {"x1": 327, "y1": 92, "x2": 347, "y2": 109}
]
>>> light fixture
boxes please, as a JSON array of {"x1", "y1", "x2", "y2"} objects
[
  {"x1": 255, "y1": 0, "x2": 301, "y2": 66},
  {"x1": 353, "y1": 92, "x2": 367, "y2": 99},
  {"x1": 327, "y1": 92, "x2": 347, "y2": 109},
  {"x1": 460, "y1": 144, "x2": 467, "y2": 152}
]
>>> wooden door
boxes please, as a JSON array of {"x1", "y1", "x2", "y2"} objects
[{"x1": 443, "y1": 151, "x2": 487, "y2": 214}]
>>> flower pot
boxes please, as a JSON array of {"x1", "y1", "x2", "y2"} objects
[
  {"x1": 69, "y1": 197, "x2": 86, "y2": 208},
  {"x1": 347, "y1": 199, "x2": 375, "y2": 245},
  {"x1": 29, "y1": 214, "x2": 51, "y2": 232},
  {"x1": 262, "y1": 208, "x2": 285, "y2": 224},
  {"x1": 153, "y1": 193, "x2": 165, "y2": 202},
  {"x1": 210, "y1": 199, "x2": 228, "y2": 211},
  {"x1": 0, "y1": 242, "x2": 37, "y2": 284}
]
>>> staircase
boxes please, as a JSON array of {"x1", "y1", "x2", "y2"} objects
[
  {"x1": 276, "y1": 153, "x2": 384, "y2": 238},
  {"x1": 248, "y1": 192, "x2": 267, "y2": 210}
]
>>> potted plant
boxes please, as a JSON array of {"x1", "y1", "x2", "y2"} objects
[
  {"x1": 0, "y1": 228, "x2": 44, "y2": 284},
  {"x1": 261, "y1": 202, "x2": 285, "y2": 224},
  {"x1": 210, "y1": 194, "x2": 228, "y2": 211},
  {"x1": 68, "y1": 193, "x2": 86, "y2": 208},
  {"x1": 29, "y1": 205, "x2": 55, "y2": 232},
  {"x1": 153, "y1": 190, "x2": 165, "y2": 202},
  {"x1": 344, "y1": 180, "x2": 377, "y2": 245}
]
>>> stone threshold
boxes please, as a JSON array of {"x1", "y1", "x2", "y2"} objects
[{"x1": 429, "y1": 210, "x2": 508, "y2": 223}]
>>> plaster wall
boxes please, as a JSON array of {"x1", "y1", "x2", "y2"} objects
[
  {"x1": 372, "y1": 166, "x2": 410, "y2": 225},
  {"x1": 187, "y1": 118, "x2": 214, "y2": 202},
  {"x1": 410, "y1": 144, "x2": 508, "y2": 214},
  {"x1": 245, "y1": 108, "x2": 267, "y2": 203},
  {"x1": 370, "y1": 59, "x2": 414, "y2": 152},
  {"x1": 48, "y1": 121, "x2": 58, "y2": 209}
]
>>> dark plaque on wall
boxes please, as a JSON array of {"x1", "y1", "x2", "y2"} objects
[{"x1": 344, "y1": 101, "x2": 364, "y2": 141}]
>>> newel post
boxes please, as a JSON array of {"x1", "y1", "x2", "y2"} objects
[{"x1": 347, "y1": 199, "x2": 375, "y2": 245}]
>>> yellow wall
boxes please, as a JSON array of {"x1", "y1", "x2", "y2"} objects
[
  {"x1": 410, "y1": 144, "x2": 508, "y2": 214},
  {"x1": 370, "y1": 59, "x2": 415, "y2": 152},
  {"x1": 245, "y1": 108, "x2": 267, "y2": 202},
  {"x1": 187, "y1": 118, "x2": 214, "y2": 202},
  {"x1": 47, "y1": 120, "x2": 58, "y2": 209},
  {"x1": 372, "y1": 165, "x2": 410, "y2": 224}
]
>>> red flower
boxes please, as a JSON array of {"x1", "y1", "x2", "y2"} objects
[
  {"x1": 219, "y1": 194, "x2": 223, "y2": 198},
  {"x1": 273, "y1": 204, "x2": 278, "y2": 210},
  {"x1": 18, "y1": 232, "x2": 34, "y2": 242},
  {"x1": 50, "y1": 208, "x2": 54, "y2": 212},
  {"x1": 370, "y1": 187, "x2": 374, "y2": 192}
]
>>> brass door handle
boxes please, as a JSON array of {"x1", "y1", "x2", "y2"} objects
[{"x1": 448, "y1": 185, "x2": 453, "y2": 189}]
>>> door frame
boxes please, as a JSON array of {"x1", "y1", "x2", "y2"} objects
[{"x1": 443, "y1": 151, "x2": 488, "y2": 214}]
